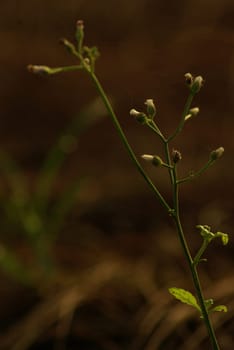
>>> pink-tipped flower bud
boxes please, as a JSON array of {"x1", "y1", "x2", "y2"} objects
[
  {"x1": 76, "y1": 20, "x2": 84, "y2": 30},
  {"x1": 172, "y1": 149, "x2": 182, "y2": 164}
]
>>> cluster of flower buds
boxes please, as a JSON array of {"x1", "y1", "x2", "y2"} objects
[
  {"x1": 184, "y1": 73, "x2": 204, "y2": 94},
  {"x1": 130, "y1": 98, "x2": 156, "y2": 124}
]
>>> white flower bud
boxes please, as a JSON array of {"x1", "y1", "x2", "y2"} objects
[
  {"x1": 144, "y1": 98, "x2": 156, "y2": 118},
  {"x1": 27, "y1": 65, "x2": 50, "y2": 75},
  {"x1": 141, "y1": 154, "x2": 163, "y2": 167},
  {"x1": 184, "y1": 73, "x2": 194, "y2": 86},
  {"x1": 184, "y1": 114, "x2": 192, "y2": 121},
  {"x1": 130, "y1": 109, "x2": 141, "y2": 117},
  {"x1": 189, "y1": 107, "x2": 200, "y2": 116},
  {"x1": 191, "y1": 76, "x2": 204, "y2": 93},
  {"x1": 130, "y1": 109, "x2": 147, "y2": 124},
  {"x1": 184, "y1": 107, "x2": 199, "y2": 121},
  {"x1": 210, "y1": 147, "x2": 224, "y2": 161},
  {"x1": 141, "y1": 154, "x2": 154, "y2": 161}
]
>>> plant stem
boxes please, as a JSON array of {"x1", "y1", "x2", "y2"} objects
[
  {"x1": 177, "y1": 158, "x2": 215, "y2": 184},
  {"x1": 164, "y1": 141, "x2": 174, "y2": 186},
  {"x1": 167, "y1": 92, "x2": 195, "y2": 142},
  {"x1": 84, "y1": 67, "x2": 220, "y2": 350},
  {"x1": 88, "y1": 71, "x2": 171, "y2": 213},
  {"x1": 171, "y1": 165, "x2": 220, "y2": 350},
  {"x1": 193, "y1": 239, "x2": 209, "y2": 266}
]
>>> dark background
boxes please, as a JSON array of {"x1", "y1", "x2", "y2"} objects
[{"x1": 0, "y1": 1, "x2": 233, "y2": 349}]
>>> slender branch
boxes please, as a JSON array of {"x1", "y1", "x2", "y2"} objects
[
  {"x1": 171, "y1": 164, "x2": 220, "y2": 350},
  {"x1": 177, "y1": 159, "x2": 215, "y2": 184},
  {"x1": 146, "y1": 120, "x2": 165, "y2": 141},
  {"x1": 193, "y1": 239, "x2": 209, "y2": 266},
  {"x1": 86, "y1": 70, "x2": 171, "y2": 213},
  {"x1": 87, "y1": 67, "x2": 220, "y2": 349},
  {"x1": 164, "y1": 141, "x2": 174, "y2": 186},
  {"x1": 28, "y1": 30, "x2": 223, "y2": 348},
  {"x1": 167, "y1": 92, "x2": 195, "y2": 142}
]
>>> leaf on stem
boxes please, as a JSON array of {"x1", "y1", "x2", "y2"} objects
[
  {"x1": 210, "y1": 305, "x2": 228, "y2": 313},
  {"x1": 168, "y1": 287, "x2": 201, "y2": 312},
  {"x1": 216, "y1": 232, "x2": 229, "y2": 245}
]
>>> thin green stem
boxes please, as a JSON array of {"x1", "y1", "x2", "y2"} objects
[
  {"x1": 87, "y1": 68, "x2": 220, "y2": 349},
  {"x1": 44, "y1": 56, "x2": 220, "y2": 349},
  {"x1": 167, "y1": 92, "x2": 195, "y2": 142},
  {"x1": 192, "y1": 266, "x2": 220, "y2": 350},
  {"x1": 172, "y1": 165, "x2": 220, "y2": 350},
  {"x1": 87, "y1": 70, "x2": 171, "y2": 213},
  {"x1": 164, "y1": 141, "x2": 174, "y2": 186},
  {"x1": 146, "y1": 120, "x2": 165, "y2": 141},
  {"x1": 49, "y1": 65, "x2": 83, "y2": 74},
  {"x1": 177, "y1": 159, "x2": 215, "y2": 184},
  {"x1": 193, "y1": 239, "x2": 209, "y2": 266}
]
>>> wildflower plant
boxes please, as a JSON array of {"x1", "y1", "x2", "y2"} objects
[{"x1": 28, "y1": 20, "x2": 229, "y2": 349}]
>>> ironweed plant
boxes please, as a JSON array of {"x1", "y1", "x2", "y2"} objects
[{"x1": 28, "y1": 20, "x2": 229, "y2": 349}]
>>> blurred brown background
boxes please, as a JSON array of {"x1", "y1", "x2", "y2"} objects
[
  {"x1": 0, "y1": 1, "x2": 234, "y2": 349},
  {"x1": 1, "y1": 0, "x2": 234, "y2": 186},
  {"x1": 1, "y1": 0, "x2": 233, "y2": 235},
  {"x1": 0, "y1": 1, "x2": 233, "y2": 201}
]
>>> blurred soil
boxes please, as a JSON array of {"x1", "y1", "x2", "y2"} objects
[{"x1": 0, "y1": 1, "x2": 234, "y2": 349}]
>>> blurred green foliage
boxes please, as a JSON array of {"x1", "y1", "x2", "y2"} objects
[{"x1": 0, "y1": 97, "x2": 106, "y2": 286}]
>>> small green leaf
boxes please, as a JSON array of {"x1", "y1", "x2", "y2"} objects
[
  {"x1": 216, "y1": 232, "x2": 229, "y2": 245},
  {"x1": 168, "y1": 287, "x2": 201, "y2": 312},
  {"x1": 210, "y1": 305, "x2": 228, "y2": 313}
]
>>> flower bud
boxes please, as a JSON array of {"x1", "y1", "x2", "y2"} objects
[
  {"x1": 184, "y1": 73, "x2": 194, "y2": 87},
  {"x1": 189, "y1": 107, "x2": 200, "y2": 116},
  {"x1": 191, "y1": 76, "x2": 204, "y2": 94},
  {"x1": 83, "y1": 58, "x2": 91, "y2": 65},
  {"x1": 184, "y1": 114, "x2": 192, "y2": 121},
  {"x1": 27, "y1": 65, "x2": 50, "y2": 75},
  {"x1": 144, "y1": 99, "x2": 156, "y2": 119},
  {"x1": 76, "y1": 20, "x2": 84, "y2": 52},
  {"x1": 185, "y1": 107, "x2": 200, "y2": 121},
  {"x1": 76, "y1": 20, "x2": 84, "y2": 31},
  {"x1": 141, "y1": 154, "x2": 163, "y2": 167},
  {"x1": 130, "y1": 109, "x2": 147, "y2": 124},
  {"x1": 172, "y1": 149, "x2": 182, "y2": 164},
  {"x1": 210, "y1": 147, "x2": 224, "y2": 161}
]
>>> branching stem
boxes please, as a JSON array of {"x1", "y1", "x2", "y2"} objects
[
  {"x1": 87, "y1": 70, "x2": 171, "y2": 213},
  {"x1": 29, "y1": 31, "x2": 224, "y2": 349},
  {"x1": 86, "y1": 67, "x2": 220, "y2": 349}
]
